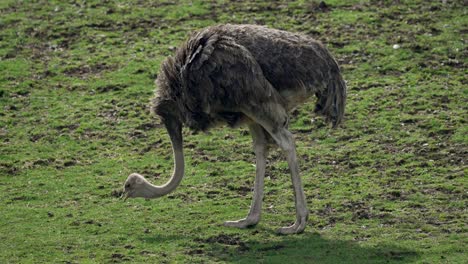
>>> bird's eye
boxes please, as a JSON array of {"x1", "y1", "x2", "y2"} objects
[{"x1": 125, "y1": 184, "x2": 130, "y2": 188}]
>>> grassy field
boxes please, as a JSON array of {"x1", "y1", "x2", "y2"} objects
[{"x1": 0, "y1": 0, "x2": 466, "y2": 263}]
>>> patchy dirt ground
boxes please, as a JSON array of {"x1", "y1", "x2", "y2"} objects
[{"x1": 0, "y1": 0, "x2": 466, "y2": 263}]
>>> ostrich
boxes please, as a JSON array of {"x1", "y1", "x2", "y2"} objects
[{"x1": 122, "y1": 24, "x2": 346, "y2": 234}]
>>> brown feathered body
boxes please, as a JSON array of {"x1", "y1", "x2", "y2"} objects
[
  {"x1": 152, "y1": 24, "x2": 346, "y2": 132},
  {"x1": 125, "y1": 24, "x2": 347, "y2": 233}
]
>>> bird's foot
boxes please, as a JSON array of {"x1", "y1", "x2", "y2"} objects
[
  {"x1": 277, "y1": 214, "x2": 308, "y2": 235},
  {"x1": 224, "y1": 216, "x2": 260, "y2": 229}
]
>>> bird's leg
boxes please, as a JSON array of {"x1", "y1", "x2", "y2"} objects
[
  {"x1": 269, "y1": 128, "x2": 309, "y2": 234},
  {"x1": 224, "y1": 124, "x2": 267, "y2": 229},
  {"x1": 242, "y1": 104, "x2": 309, "y2": 234}
]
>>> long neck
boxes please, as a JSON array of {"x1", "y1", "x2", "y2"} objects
[{"x1": 143, "y1": 117, "x2": 184, "y2": 198}]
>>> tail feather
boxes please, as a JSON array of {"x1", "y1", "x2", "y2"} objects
[{"x1": 314, "y1": 72, "x2": 347, "y2": 128}]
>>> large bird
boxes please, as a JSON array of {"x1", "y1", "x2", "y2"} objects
[{"x1": 122, "y1": 24, "x2": 346, "y2": 234}]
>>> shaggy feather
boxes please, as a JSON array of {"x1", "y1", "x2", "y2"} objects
[{"x1": 152, "y1": 24, "x2": 346, "y2": 130}]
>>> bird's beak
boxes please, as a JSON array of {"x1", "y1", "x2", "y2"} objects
[{"x1": 120, "y1": 191, "x2": 129, "y2": 201}]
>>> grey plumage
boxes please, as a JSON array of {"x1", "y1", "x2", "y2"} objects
[{"x1": 152, "y1": 24, "x2": 346, "y2": 131}]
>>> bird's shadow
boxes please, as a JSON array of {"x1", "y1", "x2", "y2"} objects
[{"x1": 140, "y1": 228, "x2": 419, "y2": 263}]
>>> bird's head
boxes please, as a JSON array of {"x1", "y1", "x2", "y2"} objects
[{"x1": 121, "y1": 173, "x2": 149, "y2": 200}]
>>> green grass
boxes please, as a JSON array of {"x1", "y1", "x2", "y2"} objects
[{"x1": 1, "y1": 0, "x2": 466, "y2": 263}]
